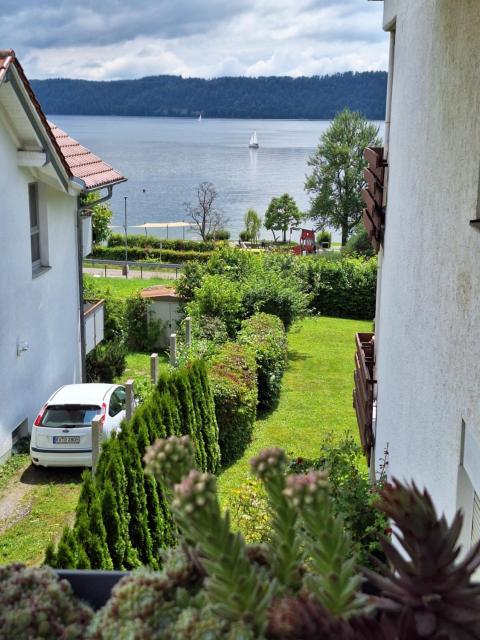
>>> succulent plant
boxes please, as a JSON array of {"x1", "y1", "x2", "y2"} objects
[
  {"x1": 0, "y1": 563, "x2": 93, "y2": 640},
  {"x1": 365, "y1": 480, "x2": 480, "y2": 639},
  {"x1": 144, "y1": 435, "x2": 196, "y2": 488}
]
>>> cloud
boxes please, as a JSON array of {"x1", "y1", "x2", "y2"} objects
[{"x1": 1, "y1": 0, "x2": 388, "y2": 79}]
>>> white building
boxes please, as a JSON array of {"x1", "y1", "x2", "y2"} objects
[
  {"x1": 355, "y1": 1, "x2": 480, "y2": 552},
  {"x1": 0, "y1": 50, "x2": 125, "y2": 462}
]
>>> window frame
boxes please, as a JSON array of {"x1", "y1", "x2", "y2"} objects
[{"x1": 29, "y1": 182, "x2": 41, "y2": 271}]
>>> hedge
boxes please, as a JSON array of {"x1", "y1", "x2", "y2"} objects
[
  {"x1": 208, "y1": 343, "x2": 258, "y2": 467},
  {"x1": 89, "y1": 245, "x2": 214, "y2": 263},
  {"x1": 237, "y1": 313, "x2": 288, "y2": 412},
  {"x1": 297, "y1": 256, "x2": 377, "y2": 320},
  {"x1": 107, "y1": 233, "x2": 218, "y2": 252},
  {"x1": 45, "y1": 360, "x2": 219, "y2": 571}
]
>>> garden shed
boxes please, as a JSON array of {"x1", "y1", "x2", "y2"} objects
[{"x1": 140, "y1": 285, "x2": 182, "y2": 348}]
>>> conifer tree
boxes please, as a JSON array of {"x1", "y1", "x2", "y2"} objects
[
  {"x1": 118, "y1": 428, "x2": 154, "y2": 566},
  {"x1": 192, "y1": 361, "x2": 220, "y2": 473},
  {"x1": 55, "y1": 526, "x2": 79, "y2": 569},
  {"x1": 43, "y1": 541, "x2": 57, "y2": 568},
  {"x1": 101, "y1": 483, "x2": 125, "y2": 569}
]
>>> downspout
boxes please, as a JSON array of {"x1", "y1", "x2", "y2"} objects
[{"x1": 76, "y1": 184, "x2": 114, "y2": 382}]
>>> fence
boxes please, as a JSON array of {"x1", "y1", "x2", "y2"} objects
[{"x1": 83, "y1": 258, "x2": 183, "y2": 279}]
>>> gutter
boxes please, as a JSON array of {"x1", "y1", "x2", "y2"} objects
[{"x1": 76, "y1": 184, "x2": 116, "y2": 382}]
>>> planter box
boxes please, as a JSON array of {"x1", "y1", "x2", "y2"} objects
[{"x1": 55, "y1": 569, "x2": 127, "y2": 610}]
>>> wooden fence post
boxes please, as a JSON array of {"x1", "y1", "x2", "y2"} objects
[
  {"x1": 169, "y1": 334, "x2": 177, "y2": 367},
  {"x1": 91, "y1": 415, "x2": 103, "y2": 475},
  {"x1": 185, "y1": 317, "x2": 192, "y2": 348},
  {"x1": 125, "y1": 379, "x2": 134, "y2": 420},
  {"x1": 150, "y1": 353, "x2": 158, "y2": 384}
]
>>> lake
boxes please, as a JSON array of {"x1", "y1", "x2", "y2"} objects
[{"x1": 51, "y1": 115, "x2": 384, "y2": 242}]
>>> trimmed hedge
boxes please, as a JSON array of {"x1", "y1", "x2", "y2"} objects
[
  {"x1": 108, "y1": 233, "x2": 217, "y2": 252},
  {"x1": 297, "y1": 256, "x2": 377, "y2": 320},
  {"x1": 89, "y1": 245, "x2": 214, "y2": 263},
  {"x1": 208, "y1": 343, "x2": 258, "y2": 467},
  {"x1": 237, "y1": 313, "x2": 288, "y2": 412},
  {"x1": 45, "y1": 361, "x2": 219, "y2": 570}
]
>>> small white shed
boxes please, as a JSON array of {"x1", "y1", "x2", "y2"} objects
[{"x1": 141, "y1": 286, "x2": 183, "y2": 348}]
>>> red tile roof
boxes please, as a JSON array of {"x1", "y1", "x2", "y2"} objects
[
  {"x1": 0, "y1": 49, "x2": 126, "y2": 191},
  {"x1": 140, "y1": 286, "x2": 178, "y2": 300},
  {"x1": 49, "y1": 123, "x2": 125, "y2": 190}
]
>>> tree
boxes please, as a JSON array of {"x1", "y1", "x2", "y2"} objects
[
  {"x1": 264, "y1": 194, "x2": 303, "y2": 243},
  {"x1": 244, "y1": 208, "x2": 262, "y2": 244},
  {"x1": 81, "y1": 191, "x2": 113, "y2": 245},
  {"x1": 184, "y1": 182, "x2": 228, "y2": 241},
  {"x1": 305, "y1": 108, "x2": 381, "y2": 246}
]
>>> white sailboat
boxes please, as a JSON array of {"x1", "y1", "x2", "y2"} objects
[
  {"x1": 198, "y1": 113, "x2": 202, "y2": 121},
  {"x1": 249, "y1": 131, "x2": 259, "y2": 149}
]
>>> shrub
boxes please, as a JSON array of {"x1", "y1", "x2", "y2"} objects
[
  {"x1": 108, "y1": 233, "x2": 216, "y2": 252},
  {"x1": 124, "y1": 294, "x2": 162, "y2": 351},
  {"x1": 207, "y1": 343, "x2": 258, "y2": 467},
  {"x1": 316, "y1": 230, "x2": 332, "y2": 247},
  {"x1": 86, "y1": 339, "x2": 127, "y2": 382},
  {"x1": 344, "y1": 224, "x2": 375, "y2": 257},
  {"x1": 205, "y1": 229, "x2": 230, "y2": 241},
  {"x1": 185, "y1": 274, "x2": 244, "y2": 339},
  {"x1": 89, "y1": 245, "x2": 213, "y2": 263},
  {"x1": 239, "y1": 230, "x2": 252, "y2": 242},
  {"x1": 296, "y1": 256, "x2": 377, "y2": 320},
  {"x1": 237, "y1": 313, "x2": 287, "y2": 411}
]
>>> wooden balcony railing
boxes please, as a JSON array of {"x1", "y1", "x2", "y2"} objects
[
  {"x1": 361, "y1": 147, "x2": 387, "y2": 253},
  {"x1": 353, "y1": 332, "x2": 376, "y2": 463}
]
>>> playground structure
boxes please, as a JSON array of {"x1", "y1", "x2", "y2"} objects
[{"x1": 292, "y1": 228, "x2": 316, "y2": 255}]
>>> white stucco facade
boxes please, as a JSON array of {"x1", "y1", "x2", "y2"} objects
[
  {"x1": 373, "y1": 0, "x2": 480, "y2": 550},
  {"x1": 0, "y1": 88, "x2": 82, "y2": 461}
]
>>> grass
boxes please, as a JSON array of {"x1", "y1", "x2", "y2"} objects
[
  {"x1": 218, "y1": 316, "x2": 371, "y2": 503},
  {"x1": 0, "y1": 468, "x2": 82, "y2": 566},
  {"x1": 0, "y1": 453, "x2": 30, "y2": 497},
  {"x1": 118, "y1": 351, "x2": 170, "y2": 384},
  {"x1": 85, "y1": 275, "x2": 175, "y2": 299}
]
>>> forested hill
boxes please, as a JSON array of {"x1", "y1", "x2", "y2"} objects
[{"x1": 31, "y1": 71, "x2": 387, "y2": 120}]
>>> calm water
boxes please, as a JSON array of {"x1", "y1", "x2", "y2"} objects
[{"x1": 51, "y1": 115, "x2": 384, "y2": 241}]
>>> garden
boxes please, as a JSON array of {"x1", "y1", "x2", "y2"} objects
[{"x1": 2, "y1": 247, "x2": 479, "y2": 639}]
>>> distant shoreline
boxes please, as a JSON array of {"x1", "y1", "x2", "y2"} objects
[{"x1": 32, "y1": 71, "x2": 387, "y2": 121}]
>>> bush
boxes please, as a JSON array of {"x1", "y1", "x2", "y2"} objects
[
  {"x1": 207, "y1": 343, "x2": 258, "y2": 467},
  {"x1": 124, "y1": 295, "x2": 162, "y2": 351},
  {"x1": 237, "y1": 313, "x2": 287, "y2": 411},
  {"x1": 239, "y1": 230, "x2": 252, "y2": 242},
  {"x1": 297, "y1": 256, "x2": 377, "y2": 320},
  {"x1": 90, "y1": 245, "x2": 213, "y2": 263},
  {"x1": 344, "y1": 224, "x2": 375, "y2": 257},
  {"x1": 86, "y1": 339, "x2": 127, "y2": 382},
  {"x1": 205, "y1": 229, "x2": 230, "y2": 241},
  {"x1": 108, "y1": 233, "x2": 216, "y2": 252},
  {"x1": 316, "y1": 230, "x2": 332, "y2": 247},
  {"x1": 185, "y1": 274, "x2": 244, "y2": 339}
]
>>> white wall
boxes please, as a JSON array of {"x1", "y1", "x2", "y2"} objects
[
  {"x1": 374, "y1": 0, "x2": 480, "y2": 528},
  {"x1": 0, "y1": 120, "x2": 82, "y2": 460}
]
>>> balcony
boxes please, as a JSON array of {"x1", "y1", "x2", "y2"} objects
[
  {"x1": 83, "y1": 299, "x2": 105, "y2": 354},
  {"x1": 361, "y1": 147, "x2": 387, "y2": 253},
  {"x1": 353, "y1": 332, "x2": 376, "y2": 463}
]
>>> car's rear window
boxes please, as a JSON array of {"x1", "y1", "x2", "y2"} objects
[{"x1": 41, "y1": 405, "x2": 101, "y2": 428}]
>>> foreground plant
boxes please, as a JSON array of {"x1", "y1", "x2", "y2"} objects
[{"x1": 0, "y1": 563, "x2": 93, "y2": 640}]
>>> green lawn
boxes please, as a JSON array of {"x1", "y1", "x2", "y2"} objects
[
  {"x1": 218, "y1": 316, "x2": 371, "y2": 502},
  {"x1": 117, "y1": 351, "x2": 170, "y2": 385},
  {"x1": 85, "y1": 276, "x2": 175, "y2": 299}
]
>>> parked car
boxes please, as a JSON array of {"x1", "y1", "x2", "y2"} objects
[{"x1": 30, "y1": 384, "x2": 126, "y2": 468}]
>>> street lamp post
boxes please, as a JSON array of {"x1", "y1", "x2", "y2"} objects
[{"x1": 123, "y1": 196, "x2": 129, "y2": 278}]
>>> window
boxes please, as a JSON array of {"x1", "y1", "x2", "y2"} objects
[
  {"x1": 472, "y1": 493, "x2": 480, "y2": 546},
  {"x1": 29, "y1": 183, "x2": 41, "y2": 269},
  {"x1": 109, "y1": 388, "x2": 126, "y2": 417}
]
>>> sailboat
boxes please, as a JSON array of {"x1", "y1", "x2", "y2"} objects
[
  {"x1": 249, "y1": 131, "x2": 259, "y2": 149},
  {"x1": 198, "y1": 113, "x2": 202, "y2": 121}
]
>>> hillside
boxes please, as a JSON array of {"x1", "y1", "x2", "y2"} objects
[{"x1": 31, "y1": 71, "x2": 387, "y2": 120}]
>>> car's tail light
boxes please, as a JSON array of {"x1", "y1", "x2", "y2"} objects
[
  {"x1": 33, "y1": 403, "x2": 48, "y2": 427},
  {"x1": 100, "y1": 402, "x2": 107, "y2": 424}
]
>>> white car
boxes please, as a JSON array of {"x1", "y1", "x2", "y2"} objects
[{"x1": 30, "y1": 384, "x2": 127, "y2": 468}]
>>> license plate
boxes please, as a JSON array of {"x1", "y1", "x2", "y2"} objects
[{"x1": 53, "y1": 436, "x2": 81, "y2": 444}]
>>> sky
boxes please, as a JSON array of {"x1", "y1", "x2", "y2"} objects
[{"x1": 1, "y1": 0, "x2": 388, "y2": 80}]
